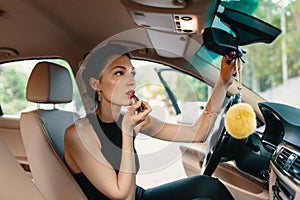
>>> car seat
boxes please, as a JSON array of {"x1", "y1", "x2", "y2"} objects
[
  {"x1": 20, "y1": 62, "x2": 87, "y2": 200},
  {"x1": 0, "y1": 136, "x2": 45, "y2": 199}
]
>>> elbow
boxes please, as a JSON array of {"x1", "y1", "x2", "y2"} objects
[
  {"x1": 197, "y1": 126, "x2": 211, "y2": 142},
  {"x1": 194, "y1": 134, "x2": 206, "y2": 143},
  {"x1": 190, "y1": 122, "x2": 204, "y2": 142},
  {"x1": 194, "y1": 125, "x2": 210, "y2": 143}
]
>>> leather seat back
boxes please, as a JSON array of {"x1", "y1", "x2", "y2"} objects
[
  {"x1": 20, "y1": 62, "x2": 87, "y2": 200},
  {"x1": 0, "y1": 136, "x2": 45, "y2": 200}
]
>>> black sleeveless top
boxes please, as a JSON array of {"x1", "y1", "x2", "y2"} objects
[{"x1": 73, "y1": 113, "x2": 140, "y2": 200}]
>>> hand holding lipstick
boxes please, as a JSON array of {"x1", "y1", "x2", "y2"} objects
[
  {"x1": 130, "y1": 93, "x2": 146, "y2": 113},
  {"x1": 128, "y1": 91, "x2": 146, "y2": 113},
  {"x1": 123, "y1": 92, "x2": 151, "y2": 132}
]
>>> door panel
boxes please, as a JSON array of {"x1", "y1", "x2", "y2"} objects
[{"x1": 0, "y1": 116, "x2": 27, "y2": 165}]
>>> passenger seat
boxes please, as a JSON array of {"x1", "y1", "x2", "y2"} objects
[
  {"x1": 0, "y1": 136, "x2": 45, "y2": 199},
  {"x1": 20, "y1": 62, "x2": 87, "y2": 200}
]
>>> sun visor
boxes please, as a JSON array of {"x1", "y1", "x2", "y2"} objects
[
  {"x1": 202, "y1": 6, "x2": 282, "y2": 56},
  {"x1": 146, "y1": 29, "x2": 188, "y2": 58}
]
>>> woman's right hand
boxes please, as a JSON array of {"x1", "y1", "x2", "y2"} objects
[
  {"x1": 122, "y1": 100, "x2": 152, "y2": 134},
  {"x1": 219, "y1": 56, "x2": 236, "y2": 88}
]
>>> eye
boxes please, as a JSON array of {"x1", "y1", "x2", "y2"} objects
[
  {"x1": 131, "y1": 70, "x2": 136, "y2": 77},
  {"x1": 131, "y1": 68, "x2": 136, "y2": 76},
  {"x1": 115, "y1": 71, "x2": 124, "y2": 76}
]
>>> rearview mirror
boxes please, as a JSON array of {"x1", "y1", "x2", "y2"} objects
[
  {"x1": 202, "y1": 6, "x2": 281, "y2": 57},
  {"x1": 202, "y1": 27, "x2": 243, "y2": 57}
]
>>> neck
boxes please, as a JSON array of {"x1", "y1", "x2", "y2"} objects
[{"x1": 96, "y1": 101, "x2": 121, "y2": 123}]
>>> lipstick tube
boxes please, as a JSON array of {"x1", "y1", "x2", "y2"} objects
[{"x1": 131, "y1": 94, "x2": 145, "y2": 113}]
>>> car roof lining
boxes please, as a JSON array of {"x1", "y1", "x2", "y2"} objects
[{"x1": 0, "y1": 0, "x2": 214, "y2": 71}]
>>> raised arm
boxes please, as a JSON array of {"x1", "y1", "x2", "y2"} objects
[{"x1": 140, "y1": 56, "x2": 236, "y2": 142}]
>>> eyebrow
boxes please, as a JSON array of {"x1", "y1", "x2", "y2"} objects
[
  {"x1": 113, "y1": 66, "x2": 126, "y2": 70},
  {"x1": 113, "y1": 66, "x2": 135, "y2": 72}
]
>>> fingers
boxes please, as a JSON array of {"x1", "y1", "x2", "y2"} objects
[
  {"x1": 133, "y1": 101, "x2": 151, "y2": 115},
  {"x1": 220, "y1": 56, "x2": 237, "y2": 86},
  {"x1": 128, "y1": 100, "x2": 151, "y2": 117},
  {"x1": 125, "y1": 100, "x2": 151, "y2": 130},
  {"x1": 221, "y1": 56, "x2": 235, "y2": 76},
  {"x1": 222, "y1": 56, "x2": 235, "y2": 67}
]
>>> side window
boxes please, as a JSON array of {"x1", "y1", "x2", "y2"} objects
[
  {"x1": 132, "y1": 59, "x2": 210, "y2": 124},
  {"x1": 132, "y1": 59, "x2": 212, "y2": 188},
  {"x1": 0, "y1": 59, "x2": 83, "y2": 117}
]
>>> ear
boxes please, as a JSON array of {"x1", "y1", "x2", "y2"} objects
[{"x1": 89, "y1": 77, "x2": 101, "y2": 92}]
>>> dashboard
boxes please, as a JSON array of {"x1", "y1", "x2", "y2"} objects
[{"x1": 258, "y1": 102, "x2": 300, "y2": 200}]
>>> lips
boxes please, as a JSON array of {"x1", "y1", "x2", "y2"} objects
[{"x1": 126, "y1": 90, "x2": 135, "y2": 97}]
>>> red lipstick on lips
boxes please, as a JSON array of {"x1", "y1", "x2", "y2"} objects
[{"x1": 128, "y1": 91, "x2": 145, "y2": 113}]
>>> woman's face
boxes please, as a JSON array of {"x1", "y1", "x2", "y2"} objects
[{"x1": 95, "y1": 55, "x2": 136, "y2": 107}]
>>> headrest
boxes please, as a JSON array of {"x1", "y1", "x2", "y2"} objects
[{"x1": 26, "y1": 62, "x2": 73, "y2": 104}]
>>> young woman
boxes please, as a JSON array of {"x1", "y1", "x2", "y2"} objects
[{"x1": 64, "y1": 43, "x2": 236, "y2": 200}]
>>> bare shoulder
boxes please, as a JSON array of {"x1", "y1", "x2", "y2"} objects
[
  {"x1": 65, "y1": 117, "x2": 102, "y2": 158},
  {"x1": 65, "y1": 118, "x2": 92, "y2": 142}
]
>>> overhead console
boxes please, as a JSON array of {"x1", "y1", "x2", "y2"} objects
[
  {"x1": 129, "y1": 11, "x2": 198, "y2": 34},
  {"x1": 128, "y1": 0, "x2": 197, "y2": 34},
  {"x1": 121, "y1": 0, "x2": 213, "y2": 33},
  {"x1": 121, "y1": 0, "x2": 214, "y2": 58},
  {"x1": 129, "y1": 0, "x2": 187, "y2": 9}
]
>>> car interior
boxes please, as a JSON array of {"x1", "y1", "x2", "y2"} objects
[{"x1": 0, "y1": 0, "x2": 299, "y2": 200}]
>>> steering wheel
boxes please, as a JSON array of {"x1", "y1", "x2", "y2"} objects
[{"x1": 201, "y1": 94, "x2": 240, "y2": 176}]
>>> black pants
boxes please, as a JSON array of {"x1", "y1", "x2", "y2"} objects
[{"x1": 136, "y1": 175, "x2": 234, "y2": 200}]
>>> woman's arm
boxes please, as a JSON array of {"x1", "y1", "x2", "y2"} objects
[
  {"x1": 64, "y1": 121, "x2": 136, "y2": 200},
  {"x1": 140, "y1": 56, "x2": 236, "y2": 142},
  {"x1": 64, "y1": 101, "x2": 151, "y2": 200}
]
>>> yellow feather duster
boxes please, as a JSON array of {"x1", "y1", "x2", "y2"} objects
[{"x1": 225, "y1": 103, "x2": 256, "y2": 139}]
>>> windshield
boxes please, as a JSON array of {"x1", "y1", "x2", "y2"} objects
[{"x1": 196, "y1": 0, "x2": 300, "y2": 109}]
